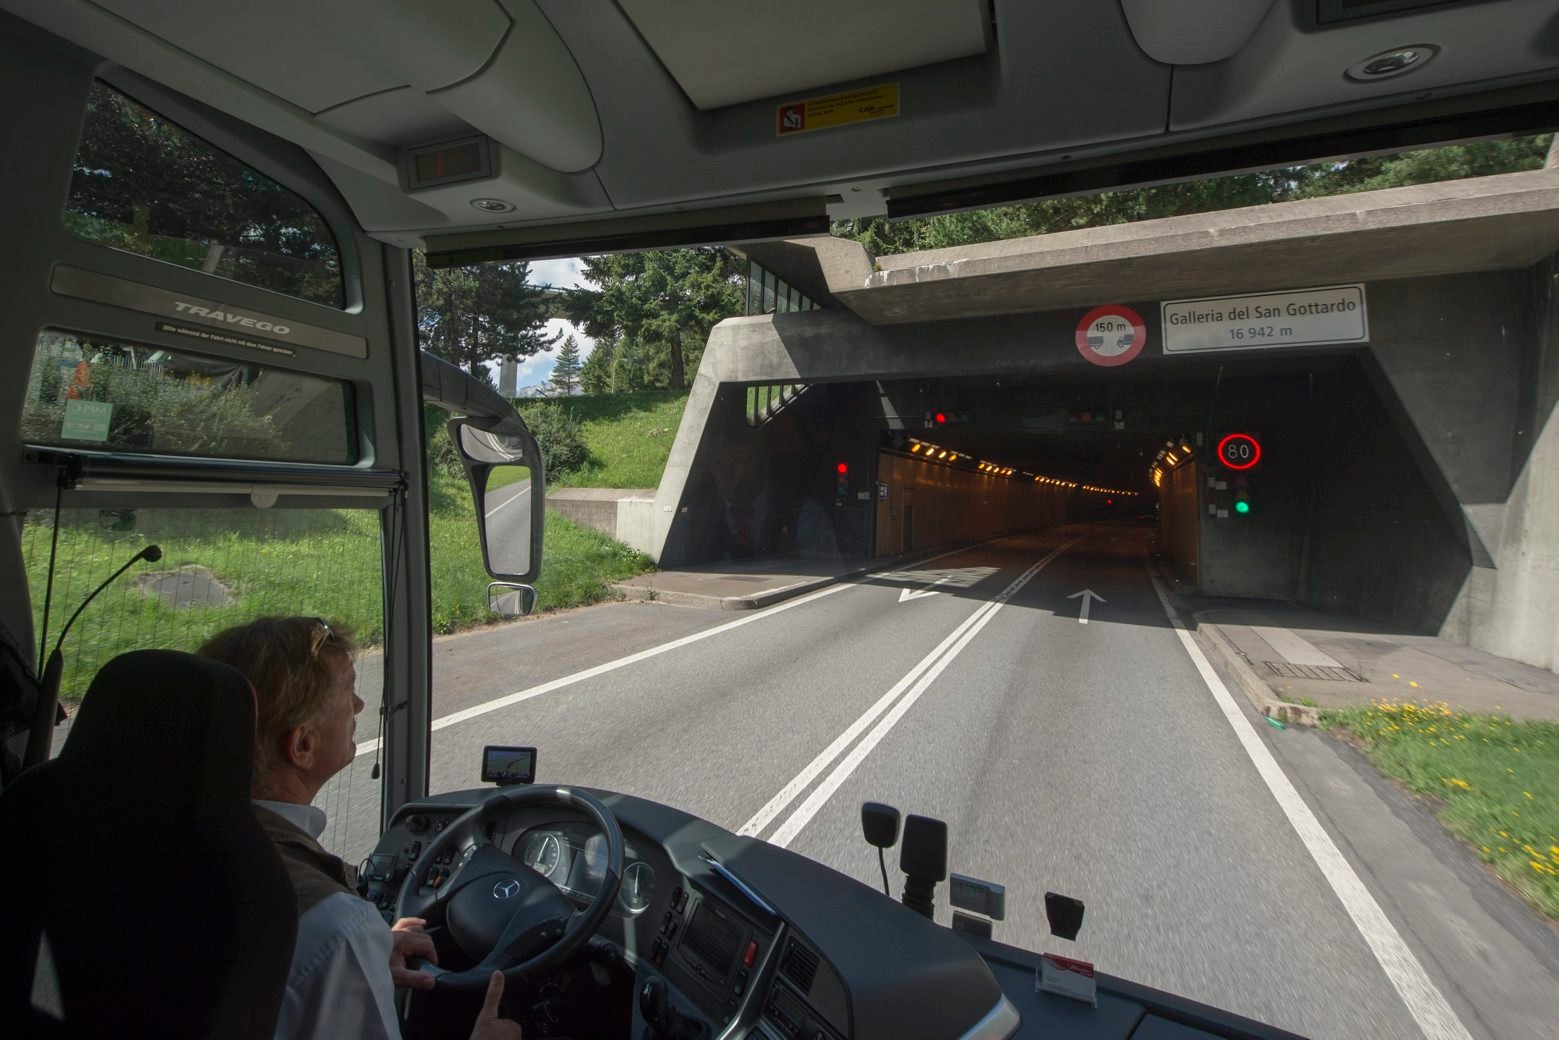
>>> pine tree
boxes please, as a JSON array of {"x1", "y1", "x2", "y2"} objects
[
  {"x1": 413, "y1": 252, "x2": 563, "y2": 378},
  {"x1": 578, "y1": 338, "x2": 614, "y2": 395},
  {"x1": 549, "y1": 335, "x2": 583, "y2": 397}
]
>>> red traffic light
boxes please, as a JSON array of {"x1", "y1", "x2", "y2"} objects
[
  {"x1": 836, "y1": 462, "x2": 848, "y2": 474},
  {"x1": 934, "y1": 412, "x2": 947, "y2": 424}
]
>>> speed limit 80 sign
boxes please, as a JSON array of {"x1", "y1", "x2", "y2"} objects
[{"x1": 1217, "y1": 432, "x2": 1262, "y2": 470}]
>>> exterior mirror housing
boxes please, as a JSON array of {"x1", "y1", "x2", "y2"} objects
[
  {"x1": 488, "y1": 582, "x2": 537, "y2": 617},
  {"x1": 448, "y1": 416, "x2": 544, "y2": 583}
]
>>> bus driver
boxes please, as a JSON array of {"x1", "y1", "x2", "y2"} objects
[{"x1": 199, "y1": 616, "x2": 521, "y2": 1040}]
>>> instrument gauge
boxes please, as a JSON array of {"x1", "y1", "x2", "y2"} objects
[
  {"x1": 619, "y1": 861, "x2": 654, "y2": 914},
  {"x1": 524, "y1": 832, "x2": 562, "y2": 877}
]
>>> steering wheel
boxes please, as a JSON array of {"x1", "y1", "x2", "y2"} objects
[{"x1": 394, "y1": 785, "x2": 624, "y2": 990}]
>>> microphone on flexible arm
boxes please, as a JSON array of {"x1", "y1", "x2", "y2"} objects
[{"x1": 23, "y1": 544, "x2": 163, "y2": 769}]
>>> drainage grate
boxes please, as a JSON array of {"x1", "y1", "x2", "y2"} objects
[{"x1": 1263, "y1": 661, "x2": 1364, "y2": 682}]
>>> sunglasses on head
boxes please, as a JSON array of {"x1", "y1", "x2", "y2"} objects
[{"x1": 309, "y1": 617, "x2": 333, "y2": 658}]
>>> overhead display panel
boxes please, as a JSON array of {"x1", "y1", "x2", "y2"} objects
[{"x1": 617, "y1": 0, "x2": 992, "y2": 110}]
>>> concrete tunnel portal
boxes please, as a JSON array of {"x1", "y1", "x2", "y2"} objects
[{"x1": 550, "y1": 170, "x2": 1559, "y2": 673}]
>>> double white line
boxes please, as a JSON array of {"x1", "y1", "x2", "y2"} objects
[{"x1": 740, "y1": 535, "x2": 1084, "y2": 848}]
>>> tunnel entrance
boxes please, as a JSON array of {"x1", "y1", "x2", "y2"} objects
[{"x1": 862, "y1": 351, "x2": 1472, "y2": 634}]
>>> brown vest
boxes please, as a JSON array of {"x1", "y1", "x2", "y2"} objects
[{"x1": 252, "y1": 804, "x2": 359, "y2": 916}]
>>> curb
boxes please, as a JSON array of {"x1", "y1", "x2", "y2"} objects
[
  {"x1": 611, "y1": 533, "x2": 1021, "y2": 612},
  {"x1": 1196, "y1": 620, "x2": 1321, "y2": 727},
  {"x1": 613, "y1": 574, "x2": 838, "y2": 611}
]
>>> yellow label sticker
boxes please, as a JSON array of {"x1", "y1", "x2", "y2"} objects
[{"x1": 776, "y1": 83, "x2": 899, "y2": 137}]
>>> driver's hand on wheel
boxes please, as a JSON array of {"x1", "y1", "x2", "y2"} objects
[
  {"x1": 388, "y1": 916, "x2": 438, "y2": 991},
  {"x1": 469, "y1": 971, "x2": 523, "y2": 1040}
]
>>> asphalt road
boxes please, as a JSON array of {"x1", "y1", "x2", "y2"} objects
[{"x1": 317, "y1": 524, "x2": 1559, "y2": 1040}]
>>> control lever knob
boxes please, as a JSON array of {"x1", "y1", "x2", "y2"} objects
[{"x1": 639, "y1": 975, "x2": 668, "y2": 1027}]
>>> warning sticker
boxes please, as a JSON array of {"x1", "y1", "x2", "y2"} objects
[
  {"x1": 777, "y1": 83, "x2": 899, "y2": 137},
  {"x1": 156, "y1": 321, "x2": 297, "y2": 358},
  {"x1": 1074, "y1": 304, "x2": 1147, "y2": 368}
]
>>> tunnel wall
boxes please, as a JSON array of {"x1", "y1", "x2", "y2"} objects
[
  {"x1": 873, "y1": 453, "x2": 1075, "y2": 557},
  {"x1": 1442, "y1": 257, "x2": 1559, "y2": 670},
  {"x1": 1159, "y1": 460, "x2": 1200, "y2": 584},
  {"x1": 1301, "y1": 359, "x2": 1473, "y2": 631},
  {"x1": 656, "y1": 380, "x2": 881, "y2": 567}
]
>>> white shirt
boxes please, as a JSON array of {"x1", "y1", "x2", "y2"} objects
[{"x1": 254, "y1": 800, "x2": 401, "y2": 1040}]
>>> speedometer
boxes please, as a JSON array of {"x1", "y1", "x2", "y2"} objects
[
  {"x1": 523, "y1": 832, "x2": 562, "y2": 877},
  {"x1": 619, "y1": 861, "x2": 654, "y2": 914}
]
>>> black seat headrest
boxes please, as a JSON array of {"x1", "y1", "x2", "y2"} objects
[
  {"x1": 60, "y1": 648, "x2": 257, "y2": 815},
  {"x1": 0, "y1": 648, "x2": 296, "y2": 1039}
]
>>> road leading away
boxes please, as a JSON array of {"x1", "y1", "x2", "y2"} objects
[{"x1": 319, "y1": 524, "x2": 1559, "y2": 1040}]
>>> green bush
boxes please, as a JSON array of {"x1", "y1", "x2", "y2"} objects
[
  {"x1": 422, "y1": 405, "x2": 467, "y2": 481},
  {"x1": 24, "y1": 335, "x2": 283, "y2": 457},
  {"x1": 516, "y1": 399, "x2": 590, "y2": 481}
]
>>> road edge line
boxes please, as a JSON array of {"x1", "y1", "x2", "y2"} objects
[{"x1": 1147, "y1": 570, "x2": 1473, "y2": 1040}]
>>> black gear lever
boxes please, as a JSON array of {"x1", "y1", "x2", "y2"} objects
[{"x1": 639, "y1": 975, "x2": 708, "y2": 1040}]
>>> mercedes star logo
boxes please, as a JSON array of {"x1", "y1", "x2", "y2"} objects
[{"x1": 493, "y1": 879, "x2": 522, "y2": 899}]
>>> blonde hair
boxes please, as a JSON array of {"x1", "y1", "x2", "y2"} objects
[{"x1": 197, "y1": 616, "x2": 357, "y2": 794}]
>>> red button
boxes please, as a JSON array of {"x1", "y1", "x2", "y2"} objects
[{"x1": 743, "y1": 940, "x2": 758, "y2": 968}]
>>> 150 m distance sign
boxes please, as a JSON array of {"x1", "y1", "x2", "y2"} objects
[{"x1": 1161, "y1": 285, "x2": 1367, "y2": 354}]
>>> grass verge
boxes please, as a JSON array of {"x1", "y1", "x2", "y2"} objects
[
  {"x1": 26, "y1": 472, "x2": 653, "y2": 702},
  {"x1": 544, "y1": 391, "x2": 688, "y2": 489},
  {"x1": 1323, "y1": 701, "x2": 1559, "y2": 918}
]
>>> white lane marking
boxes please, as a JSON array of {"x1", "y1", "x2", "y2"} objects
[
  {"x1": 1251, "y1": 624, "x2": 1341, "y2": 667},
  {"x1": 355, "y1": 533, "x2": 1041, "y2": 760},
  {"x1": 1147, "y1": 572, "x2": 1473, "y2": 1040},
  {"x1": 1067, "y1": 587, "x2": 1106, "y2": 624},
  {"x1": 354, "y1": 582, "x2": 850, "y2": 757},
  {"x1": 750, "y1": 537, "x2": 1082, "y2": 846},
  {"x1": 485, "y1": 483, "x2": 531, "y2": 518}
]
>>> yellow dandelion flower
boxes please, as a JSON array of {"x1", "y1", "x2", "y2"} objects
[{"x1": 1409, "y1": 681, "x2": 1419, "y2": 689}]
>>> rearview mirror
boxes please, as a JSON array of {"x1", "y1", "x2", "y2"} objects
[
  {"x1": 488, "y1": 582, "x2": 537, "y2": 617},
  {"x1": 448, "y1": 416, "x2": 545, "y2": 583}
]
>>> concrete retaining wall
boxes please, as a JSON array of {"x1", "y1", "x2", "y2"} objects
[{"x1": 547, "y1": 488, "x2": 657, "y2": 557}]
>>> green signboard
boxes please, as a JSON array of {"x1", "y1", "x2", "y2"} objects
[{"x1": 61, "y1": 399, "x2": 113, "y2": 442}]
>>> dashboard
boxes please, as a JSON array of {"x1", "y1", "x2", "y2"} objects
[
  {"x1": 515, "y1": 821, "x2": 656, "y2": 916},
  {"x1": 358, "y1": 786, "x2": 1303, "y2": 1040}
]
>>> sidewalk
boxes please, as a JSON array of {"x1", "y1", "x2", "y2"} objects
[{"x1": 1189, "y1": 601, "x2": 1559, "y2": 726}]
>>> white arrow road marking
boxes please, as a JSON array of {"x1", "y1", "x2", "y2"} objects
[
  {"x1": 899, "y1": 576, "x2": 951, "y2": 602},
  {"x1": 1067, "y1": 588, "x2": 1106, "y2": 624}
]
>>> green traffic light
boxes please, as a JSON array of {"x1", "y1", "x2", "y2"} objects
[{"x1": 1234, "y1": 500, "x2": 1251, "y2": 515}]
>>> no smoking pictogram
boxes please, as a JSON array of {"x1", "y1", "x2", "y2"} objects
[{"x1": 1075, "y1": 304, "x2": 1147, "y2": 368}]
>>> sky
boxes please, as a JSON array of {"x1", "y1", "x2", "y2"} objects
[{"x1": 484, "y1": 256, "x2": 595, "y2": 391}]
